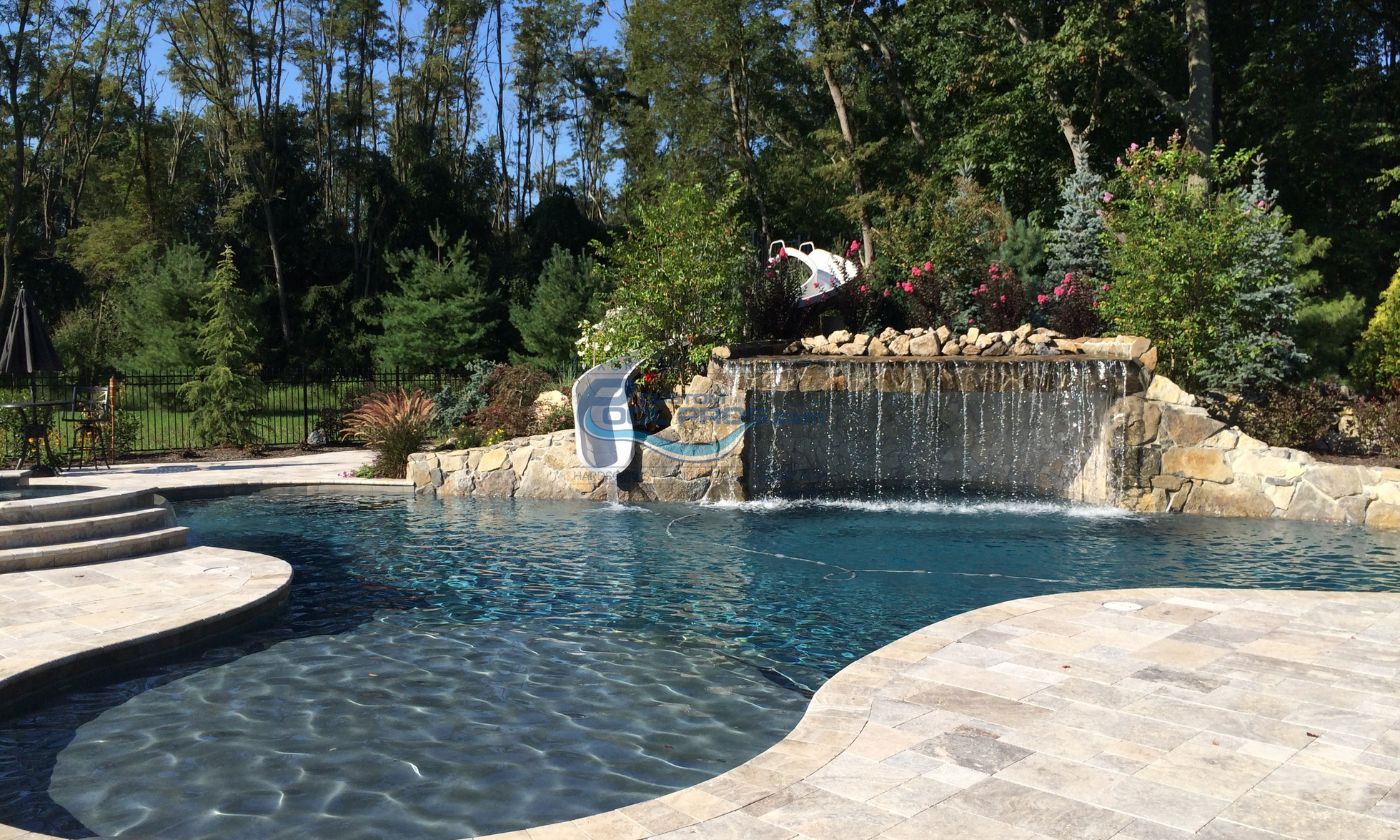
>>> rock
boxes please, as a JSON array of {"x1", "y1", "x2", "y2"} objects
[
  {"x1": 1027, "y1": 333, "x2": 1050, "y2": 345},
  {"x1": 306, "y1": 428, "x2": 328, "y2": 447},
  {"x1": 1183, "y1": 480, "x2": 1276, "y2": 519},
  {"x1": 1014, "y1": 323, "x2": 1033, "y2": 340},
  {"x1": 965, "y1": 327, "x2": 981, "y2": 344},
  {"x1": 974, "y1": 332, "x2": 994, "y2": 350},
  {"x1": 440, "y1": 452, "x2": 467, "y2": 472},
  {"x1": 890, "y1": 335, "x2": 912, "y2": 356},
  {"x1": 909, "y1": 333, "x2": 943, "y2": 356},
  {"x1": 1159, "y1": 407, "x2": 1225, "y2": 446},
  {"x1": 475, "y1": 467, "x2": 517, "y2": 497},
  {"x1": 1162, "y1": 447, "x2": 1233, "y2": 483},
  {"x1": 1282, "y1": 482, "x2": 1350, "y2": 524},
  {"x1": 800, "y1": 335, "x2": 826, "y2": 352},
  {"x1": 941, "y1": 341, "x2": 962, "y2": 356},
  {"x1": 1137, "y1": 346, "x2": 1159, "y2": 376},
  {"x1": 685, "y1": 375, "x2": 713, "y2": 395},
  {"x1": 1366, "y1": 502, "x2": 1400, "y2": 530},
  {"x1": 1034, "y1": 343, "x2": 1060, "y2": 356},
  {"x1": 935, "y1": 325, "x2": 951, "y2": 343},
  {"x1": 981, "y1": 340, "x2": 1008, "y2": 357},
  {"x1": 534, "y1": 389, "x2": 569, "y2": 418},
  {"x1": 868, "y1": 338, "x2": 891, "y2": 357},
  {"x1": 1036, "y1": 327, "x2": 1065, "y2": 338},
  {"x1": 999, "y1": 330, "x2": 1015, "y2": 344},
  {"x1": 1231, "y1": 451, "x2": 1305, "y2": 483},
  {"x1": 1053, "y1": 338, "x2": 1082, "y2": 353},
  {"x1": 963, "y1": 345, "x2": 982, "y2": 356},
  {"x1": 1011, "y1": 340, "x2": 1033, "y2": 356},
  {"x1": 827, "y1": 329, "x2": 852, "y2": 345},
  {"x1": 477, "y1": 447, "x2": 510, "y2": 473},
  {"x1": 1122, "y1": 399, "x2": 1162, "y2": 446},
  {"x1": 406, "y1": 459, "x2": 432, "y2": 486},
  {"x1": 509, "y1": 446, "x2": 533, "y2": 478},
  {"x1": 850, "y1": 333, "x2": 871, "y2": 349},
  {"x1": 1203, "y1": 430, "x2": 1238, "y2": 450},
  {"x1": 839, "y1": 341, "x2": 867, "y2": 356},
  {"x1": 906, "y1": 327, "x2": 926, "y2": 337},
  {"x1": 1304, "y1": 464, "x2": 1364, "y2": 499},
  {"x1": 798, "y1": 365, "x2": 830, "y2": 391},
  {"x1": 1145, "y1": 375, "x2": 1197, "y2": 407},
  {"x1": 783, "y1": 340, "x2": 803, "y2": 354},
  {"x1": 877, "y1": 327, "x2": 900, "y2": 343},
  {"x1": 711, "y1": 345, "x2": 732, "y2": 360}
]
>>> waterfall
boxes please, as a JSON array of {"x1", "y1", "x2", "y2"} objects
[{"x1": 742, "y1": 357, "x2": 1133, "y2": 502}]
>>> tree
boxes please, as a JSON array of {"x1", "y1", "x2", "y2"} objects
[
  {"x1": 1351, "y1": 268, "x2": 1400, "y2": 394},
  {"x1": 580, "y1": 178, "x2": 751, "y2": 377},
  {"x1": 179, "y1": 246, "x2": 262, "y2": 447},
  {"x1": 1045, "y1": 155, "x2": 1111, "y2": 292},
  {"x1": 117, "y1": 243, "x2": 209, "y2": 371},
  {"x1": 373, "y1": 226, "x2": 502, "y2": 369},
  {"x1": 511, "y1": 244, "x2": 603, "y2": 372}
]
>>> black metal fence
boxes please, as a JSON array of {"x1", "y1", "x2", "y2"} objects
[{"x1": 1, "y1": 370, "x2": 471, "y2": 456}]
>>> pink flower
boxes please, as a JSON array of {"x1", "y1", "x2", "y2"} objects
[
  {"x1": 1037, "y1": 294, "x2": 1049, "y2": 305},
  {"x1": 848, "y1": 240, "x2": 860, "y2": 254},
  {"x1": 882, "y1": 289, "x2": 890, "y2": 297},
  {"x1": 1054, "y1": 286, "x2": 1066, "y2": 298},
  {"x1": 999, "y1": 294, "x2": 1006, "y2": 303},
  {"x1": 1100, "y1": 191, "x2": 1114, "y2": 203},
  {"x1": 1101, "y1": 282, "x2": 1110, "y2": 292},
  {"x1": 1129, "y1": 142, "x2": 1140, "y2": 152},
  {"x1": 923, "y1": 261, "x2": 933, "y2": 273},
  {"x1": 778, "y1": 246, "x2": 787, "y2": 258},
  {"x1": 911, "y1": 266, "x2": 922, "y2": 277},
  {"x1": 858, "y1": 284, "x2": 868, "y2": 293},
  {"x1": 1255, "y1": 199, "x2": 1267, "y2": 210},
  {"x1": 1064, "y1": 272, "x2": 1073, "y2": 283},
  {"x1": 978, "y1": 283, "x2": 989, "y2": 293},
  {"x1": 901, "y1": 281, "x2": 914, "y2": 294}
]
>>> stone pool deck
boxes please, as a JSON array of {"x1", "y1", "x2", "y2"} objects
[{"x1": 1, "y1": 453, "x2": 1398, "y2": 840}]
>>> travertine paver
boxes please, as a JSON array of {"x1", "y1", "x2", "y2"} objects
[
  {"x1": 29, "y1": 448, "x2": 396, "y2": 495},
  {"x1": 480, "y1": 588, "x2": 1400, "y2": 840}
]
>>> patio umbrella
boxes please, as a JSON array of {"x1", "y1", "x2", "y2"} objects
[{"x1": 0, "y1": 286, "x2": 62, "y2": 400}]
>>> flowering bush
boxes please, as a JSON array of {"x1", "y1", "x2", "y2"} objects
[
  {"x1": 876, "y1": 174, "x2": 1008, "y2": 327},
  {"x1": 743, "y1": 249, "x2": 808, "y2": 341},
  {"x1": 1101, "y1": 136, "x2": 1306, "y2": 393},
  {"x1": 971, "y1": 262, "x2": 1030, "y2": 331},
  {"x1": 342, "y1": 388, "x2": 437, "y2": 479},
  {"x1": 1037, "y1": 271, "x2": 1106, "y2": 336},
  {"x1": 467, "y1": 364, "x2": 553, "y2": 440}
]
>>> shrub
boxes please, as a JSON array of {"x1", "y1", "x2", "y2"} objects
[
  {"x1": 1351, "y1": 268, "x2": 1400, "y2": 393},
  {"x1": 580, "y1": 177, "x2": 750, "y2": 379},
  {"x1": 1102, "y1": 138, "x2": 1307, "y2": 393},
  {"x1": 1045, "y1": 167, "x2": 1111, "y2": 298},
  {"x1": 744, "y1": 249, "x2": 809, "y2": 341},
  {"x1": 341, "y1": 388, "x2": 437, "y2": 479},
  {"x1": 178, "y1": 246, "x2": 262, "y2": 448},
  {"x1": 998, "y1": 217, "x2": 1047, "y2": 287},
  {"x1": 467, "y1": 364, "x2": 552, "y2": 440},
  {"x1": 117, "y1": 243, "x2": 209, "y2": 372},
  {"x1": 1213, "y1": 382, "x2": 1339, "y2": 451},
  {"x1": 1351, "y1": 395, "x2": 1400, "y2": 458},
  {"x1": 971, "y1": 262, "x2": 1029, "y2": 331},
  {"x1": 430, "y1": 360, "x2": 497, "y2": 434},
  {"x1": 1038, "y1": 271, "x2": 1106, "y2": 337},
  {"x1": 877, "y1": 174, "x2": 1009, "y2": 328}
]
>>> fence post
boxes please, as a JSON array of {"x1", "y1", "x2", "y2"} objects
[
  {"x1": 108, "y1": 375, "x2": 117, "y2": 461},
  {"x1": 302, "y1": 365, "x2": 309, "y2": 445}
]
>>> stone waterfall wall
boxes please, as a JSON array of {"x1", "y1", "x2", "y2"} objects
[
  {"x1": 1113, "y1": 377, "x2": 1400, "y2": 529},
  {"x1": 406, "y1": 373, "x2": 748, "y2": 503}
]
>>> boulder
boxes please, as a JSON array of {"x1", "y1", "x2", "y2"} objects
[
  {"x1": 1366, "y1": 502, "x2": 1400, "y2": 530},
  {"x1": 1229, "y1": 451, "x2": 1305, "y2": 484},
  {"x1": 1145, "y1": 375, "x2": 1197, "y2": 407},
  {"x1": 934, "y1": 325, "x2": 952, "y2": 343},
  {"x1": 1053, "y1": 338, "x2": 1083, "y2": 353},
  {"x1": 1282, "y1": 482, "x2": 1350, "y2": 524},
  {"x1": 890, "y1": 335, "x2": 912, "y2": 356},
  {"x1": 965, "y1": 327, "x2": 982, "y2": 344},
  {"x1": 827, "y1": 329, "x2": 853, "y2": 345},
  {"x1": 1182, "y1": 480, "x2": 1276, "y2": 519},
  {"x1": 1162, "y1": 447, "x2": 1233, "y2": 483},
  {"x1": 868, "y1": 338, "x2": 891, "y2": 357},
  {"x1": 1027, "y1": 333, "x2": 1050, "y2": 345},
  {"x1": 477, "y1": 447, "x2": 510, "y2": 473},
  {"x1": 941, "y1": 341, "x2": 962, "y2": 356},
  {"x1": 877, "y1": 327, "x2": 900, "y2": 343},
  {"x1": 982, "y1": 340, "x2": 1008, "y2": 357},
  {"x1": 475, "y1": 467, "x2": 517, "y2": 497},
  {"x1": 1159, "y1": 407, "x2": 1224, "y2": 446},
  {"x1": 908, "y1": 333, "x2": 943, "y2": 356},
  {"x1": 974, "y1": 332, "x2": 994, "y2": 350},
  {"x1": 1304, "y1": 464, "x2": 1364, "y2": 499},
  {"x1": 1014, "y1": 323, "x2": 1033, "y2": 340},
  {"x1": 800, "y1": 335, "x2": 826, "y2": 352},
  {"x1": 851, "y1": 333, "x2": 871, "y2": 349},
  {"x1": 839, "y1": 341, "x2": 867, "y2": 356},
  {"x1": 306, "y1": 428, "x2": 328, "y2": 447}
]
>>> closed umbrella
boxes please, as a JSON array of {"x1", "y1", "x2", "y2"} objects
[{"x1": 0, "y1": 286, "x2": 62, "y2": 400}]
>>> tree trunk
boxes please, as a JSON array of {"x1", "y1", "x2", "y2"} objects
[
  {"x1": 1184, "y1": 0, "x2": 1215, "y2": 157},
  {"x1": 821, "y1": 62, "x2": 873, "y2": 266},
  {"x1": 262, "y1": 199, "x2": 292, "y2": 343}
]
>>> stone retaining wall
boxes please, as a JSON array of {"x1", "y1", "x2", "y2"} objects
[{"x1": 1115, "y1": 376, "x2": 1400, "y2": 529}]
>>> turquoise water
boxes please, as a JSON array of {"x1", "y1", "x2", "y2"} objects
[{"x1": 1, "y1": 489, "x2": 1398, "y2": 838}]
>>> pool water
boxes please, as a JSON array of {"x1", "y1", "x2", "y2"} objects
[
  {"x1": 0, "y1": 485, "x2": 91, "y2": 502},
  {"x1": 2, "y1": 490, "x2": 1399, "y2": 839}
]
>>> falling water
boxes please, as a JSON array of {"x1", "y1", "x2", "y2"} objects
[{"x1": 742, "y1": 357, "x2": 1132, "y2": 502}]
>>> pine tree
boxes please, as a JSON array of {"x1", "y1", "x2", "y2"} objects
[
  {"x1": 510, "y1": 245, "x2": 605, "y2": 372},
  {"x1": 1045, "y1": 167, "x2": 1110, "y2": 290},
  {"x1": 179, "y1": 246, "x2": 262, "y2": 447},
  {"x1": 373, "y1": 227, "x2": 502, "y2": 369}
]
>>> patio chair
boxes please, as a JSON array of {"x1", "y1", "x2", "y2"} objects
[{"x1": 63, "y1": 385, "x2": 111, "y2": 469}]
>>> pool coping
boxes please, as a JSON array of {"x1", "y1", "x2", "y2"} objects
[{"x1": 3, "y1": 453, "x2": 1399, "y2": 839}]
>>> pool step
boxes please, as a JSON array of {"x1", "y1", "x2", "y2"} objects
[
  {"x1": 0, "y1": 506, "x2": 176, "y2": 550},
  {"x1": 0, "y1": 526, "x2": 190, "y2": 573},
  {"x1": 0, "y1": 488, "x2": 159, "y2": 526}
]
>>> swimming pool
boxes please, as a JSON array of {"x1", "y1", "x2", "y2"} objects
[{"x1": 2, "y1": 489, "x2": 1398, "y2": 838}]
